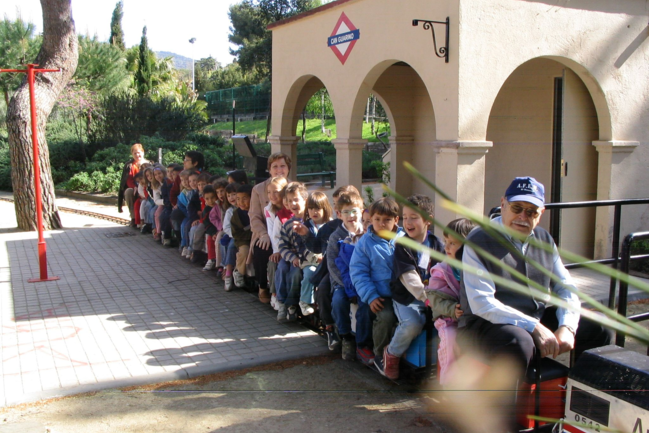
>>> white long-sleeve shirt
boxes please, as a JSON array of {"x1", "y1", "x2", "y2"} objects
[
  {"x1": 222, "y1": 207, "x2": 235, "y2": 237},
  {"x1": 264, "y1": 203, "x2": 280, "y2": 254},
  {"x1": 462, "y1": 217, "x2": 580, "y2": 333}
]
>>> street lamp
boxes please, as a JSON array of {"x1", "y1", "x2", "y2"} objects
[{"x1": 189, "y1": 37, "x2": 196, "y2": 91}]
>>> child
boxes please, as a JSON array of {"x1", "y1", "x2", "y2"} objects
[
  {"x1": 133, "y1": 171, "x2": 145, "y2": 228},
  {"x1": 151, "y1": 165, "x2": 167, "y2": 242},
  {"x1": 201, "y1": 185, "x2": 220, "y2": 271},
  {"x1": 230, "y1": 184, "x2": 253, "y2": 286},
  {"x1": 181, "y1": 171, "x2": 199, "y2": 258},
  {"x1": 262, "y1": 177, "x2": 288, "y2": 305},
  {"x1": 377, "y1": 194, "x2": 445, "y2": 380},
  {"x1": 276, "y1": 182, "x2": 314, "y2": 323},
  {"x1": 328, "y1": 192, "x2": 373, "y2": 363},
  {"x1": 295, "y1": 185, "x2": 361, "y2": 350},
  {"x1": 221, "y1": 182, "x2": 239, "y2": 291},
  {"x1": 270, "y1": 186, "x2": 294, "y2": 310},
  {"x1": 349, "y1": 197, "x2": 405, "y2": 375},
  {"x1": 141, "y1": 167, "x2": 156, "y2": 234},
  {"x1": 210, "y1": 178, "x2": 229, "y2": 273},
  {"x1": 299, "y1": 191, "x2": 333, "y2": 316},
  {"x1": 227, "y1": 169, "x2": 249, "y2": 185},
  {"x1": 189, "y1": 173, "x2": 210, "y2": 263},
  {"x1": 175, "y1": 170, "x2": 192, "y2": 257},
  {"x1": 426, "y1": 218, "x2": 475, "y2": 385}
]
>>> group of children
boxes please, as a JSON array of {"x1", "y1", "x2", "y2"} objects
[{"x1": 129, "y1": 161, "x2": 476, "y2": 383}]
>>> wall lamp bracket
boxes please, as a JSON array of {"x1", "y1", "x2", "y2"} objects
[{"x1": 412, "y1": 17, "x2": 449, "y2": 63}]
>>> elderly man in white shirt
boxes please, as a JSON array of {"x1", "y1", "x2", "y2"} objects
[{"x1": 458, "y1": 177, "x2": 612, "y2": 375}]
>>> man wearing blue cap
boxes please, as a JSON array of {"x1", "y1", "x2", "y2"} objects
[{"x1": 458, "y1": 177, "x2": 612, "y2": 375}]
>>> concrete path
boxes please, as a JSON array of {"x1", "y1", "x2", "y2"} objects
[{"x1": 0, "y1": 199, "x2": 327, "y2": 408}]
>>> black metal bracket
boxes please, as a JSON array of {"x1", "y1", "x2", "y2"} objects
[{"x1": 412, "y1": 17, "x2": 450, "y2": 63}]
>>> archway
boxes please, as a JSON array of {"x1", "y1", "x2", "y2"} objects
[
  {"x1": 485, "y1": 58, "x2": 600, "y2": 257},
  {"x1": 348, "y1": 61, "x2": 436, "y2": 198}
]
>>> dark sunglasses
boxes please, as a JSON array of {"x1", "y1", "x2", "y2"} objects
[{"x1": 507, "y1": 202, "x2": 541, "y2": 218}]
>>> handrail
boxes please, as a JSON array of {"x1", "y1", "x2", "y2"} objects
[
  {"x1": 615, "y1": 231, "x2": 649, "y2": 354},
  {"x1": 545, "y1": 198, "x2": 649, "y2": 309}
]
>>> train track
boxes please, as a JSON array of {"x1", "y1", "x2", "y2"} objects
[{"x1": 0, "y1": 197, "x2": 130, "y2": 226}]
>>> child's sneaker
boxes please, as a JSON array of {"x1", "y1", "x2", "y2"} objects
[
  {"x1": 286, "y1": 305, "x2": 298, "y2": 322},
  {"x1": 215, "y1": 266, "x2": 224, "y2": 278},
  {"x1": 233, "y1": 269, "x2": 245, "y2": 288},
  {"x1": 356, "y1": 347, "x2": 375, "y2": 366},
  {"x1": 153, "y1": 232, "x2": 161, "y2": 241},
  {"x1": 341, "y1": 338, "x2": 356, "y2": 361},
  {"x1": 298, "y1": 300, "x2": 314, "y2": 316},
  {"x1": 270, "y1": 295, "x2": 278, "y2": 311},
  {"x1": 224, "y1": 275, "x2": 234, "y2": 292},
  {"x1": 162, "y1": 238, "x2": 172, "y2": 247},
  {"x1": 276, "y1": 302, "x2": 288, "y2": 323},
  {"x1": 203, "y1": 260, "x2": 215, "y2": 271},
  {"x1": 181, "y1": 246, "x2": 189, "y2": 257},
  {"x1": 325, "y1": 330, "x2": 341, "y2": 352},
  {"x1": 374, "y1": 347, "x2": 400, "y2": 380}
]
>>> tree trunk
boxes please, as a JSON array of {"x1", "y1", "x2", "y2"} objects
[
  {"x1": 301, "y1": 109, "x2": 306, "y2": 143},
  {"x1": 6, "y1": 0, "x2": 78, "y2": 231}
]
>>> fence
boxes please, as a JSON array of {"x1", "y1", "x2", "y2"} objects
[{"x1": 204, "y1": 85, "x2": 270, "y2": 117}]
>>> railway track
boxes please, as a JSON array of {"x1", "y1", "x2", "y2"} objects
[{"x1": 0, "y1": 197, "x2": 130, "y2": 226}]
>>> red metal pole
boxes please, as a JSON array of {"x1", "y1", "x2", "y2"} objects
[
  {"x1": 26, "y1": 65, "x2": 54, "y2": 282},
  {"x1": 1, "y1": 65, "x2": 60, "y2": 282}
]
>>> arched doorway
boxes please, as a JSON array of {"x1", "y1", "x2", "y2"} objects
[
  {"x1": 349, "y1": 61, "x2": 436, "y2": 198},
  {"x1": 485, "y1": 58, "x2": 600, "y2": 257}
]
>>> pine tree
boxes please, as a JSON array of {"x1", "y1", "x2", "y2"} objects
[
  {"x1": 109, "y1": 1, "x2": 125, "y2": 50},
  {"x1": 135, "y1": 26, "x2": 153, "y2": 96}
]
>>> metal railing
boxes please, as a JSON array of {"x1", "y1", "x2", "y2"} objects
[
  {"x1": 543, "y1": 198, "x2": 649, "y2": 309},
  {"x1": 615, "y1": 231, "x2": 649, "y2": 352}
]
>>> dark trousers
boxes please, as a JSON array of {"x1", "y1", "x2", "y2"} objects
[
  {"x1": 314, "y1": 274, "x2": 334, "y2": 326},
  {"x1": 253, "y1": 244, "x2": 273, "y2": 289},
  {"x1": 458, "y1": 306, "x2": 614, "y2": 374}
]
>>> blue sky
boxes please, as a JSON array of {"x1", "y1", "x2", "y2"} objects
[{"x1": 2, "y1": 0, "x2": 239, "y2": 64}]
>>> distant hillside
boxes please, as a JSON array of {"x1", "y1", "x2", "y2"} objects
[{"x1": 156, "y1": 51, "x2": 193, "y2": 70}]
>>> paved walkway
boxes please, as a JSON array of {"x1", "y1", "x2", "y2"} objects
[{"x1": 0, "y1": 199, "x2": 327, "y2": 408}]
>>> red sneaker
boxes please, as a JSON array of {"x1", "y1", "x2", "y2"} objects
[{"x1": 378, "y1": 347, "x2": 400, "y2": 380}]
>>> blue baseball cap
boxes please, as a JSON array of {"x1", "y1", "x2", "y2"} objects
[{"x1": 505, "y1": 177, "x2": 545, "y2": 208}]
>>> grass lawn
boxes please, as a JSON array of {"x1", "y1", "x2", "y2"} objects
[{"x1": 206, "y1": 118, "x2": 390, "y2": 142}]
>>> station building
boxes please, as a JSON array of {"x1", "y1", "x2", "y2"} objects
[{"x1": 267, "y1": 0, "x2": 649, "y2": 259}]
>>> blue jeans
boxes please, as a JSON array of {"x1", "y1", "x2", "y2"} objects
[
  {"x1": 225, "y1": 238, "x2": 237, "y2": 266},
  {"x1": 388, "y1": 300, "x2": 426, "y2": 357},
  {"x1": 331, "y1": 285, "x2": 371, "y2": 347},
  {"x1": 180, "y1": 217, "x2": 192, "y2": 247},
  {"x1": 274, "y1": 260, "x2": 290, "y2": 303},
  {"x1": 300, "y1": 265, "x2": 317, "y2": 304},
  {"x1": 147, "y1": 204, "x2": 158, "y2": 229},
  {"x1": 275, "y1": 260, "x2": 301, "y2": 306}
]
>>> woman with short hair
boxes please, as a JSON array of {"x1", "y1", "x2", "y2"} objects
[
  {"x1": 118, "y1": 143, "x2": 149, "y2": 227},
  {"x1": 249, "y1": 153, "x2": 291, "y2": 303}
]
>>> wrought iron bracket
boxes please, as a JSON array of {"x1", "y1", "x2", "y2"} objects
[{"x1": 412, "y1": 17, "x2": 450, "y2": 63}]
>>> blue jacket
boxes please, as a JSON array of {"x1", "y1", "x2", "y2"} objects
[
  {"x1": 335, "y1": 241, "x2": 358, "y2": 299},
  {"x1": 350, "y1": 225, "x2": 405, "y2": 305},
  {"x1": 177, "y1": 190, "x2": 189, "y2": 216}
]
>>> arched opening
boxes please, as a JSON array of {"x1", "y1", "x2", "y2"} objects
[
  {"x1": 350, "y1": 61, "x2": 436, "y2": 197},
  {"x1": 485, "y1": 58, "x2": 600, "y2": 258}
]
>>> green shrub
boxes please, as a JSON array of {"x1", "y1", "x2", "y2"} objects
[{"x1": 65, "y1": 171, "x2": 94, "y2": 192}]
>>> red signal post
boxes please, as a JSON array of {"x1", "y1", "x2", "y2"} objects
[{"x1": 0, "y1": 64, "x2": 61, "y2": 282}]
